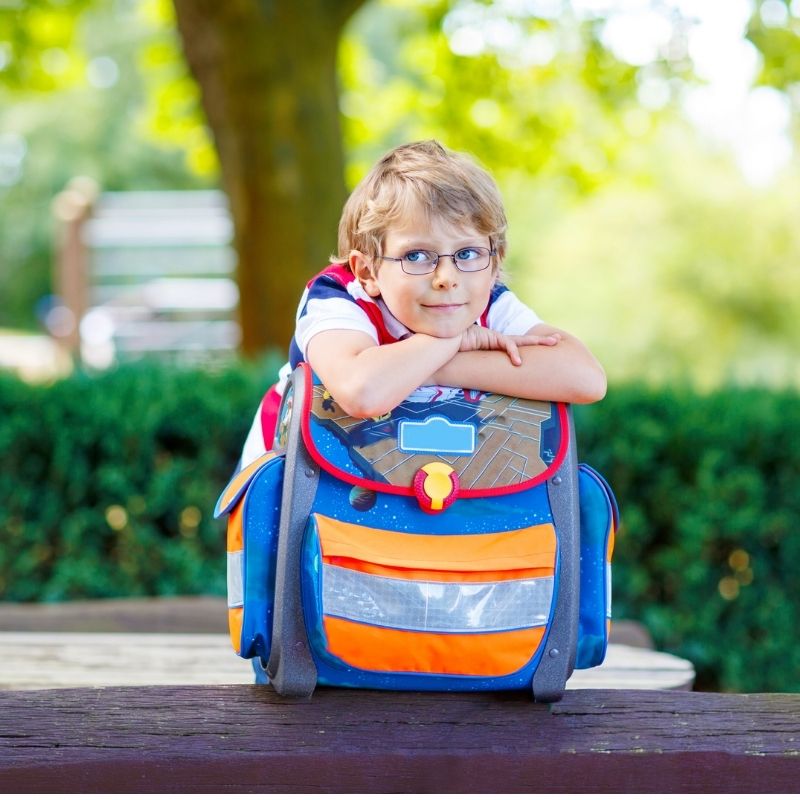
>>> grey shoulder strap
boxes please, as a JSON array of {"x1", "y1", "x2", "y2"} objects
[
  {"x1": 531, "y1": 406, "x2": 580, "y2": 702},
  {"x1": 266, "y1": 366, "x2": 319, "y2": 697}
]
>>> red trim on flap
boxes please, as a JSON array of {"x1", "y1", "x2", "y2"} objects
[{"x1": 298, "y1": 362, "x2": 570, "y2": 499}]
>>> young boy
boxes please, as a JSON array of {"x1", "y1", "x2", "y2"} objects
[{"x1": 240, "y1": 140, "x2": 605, "y2": 466}]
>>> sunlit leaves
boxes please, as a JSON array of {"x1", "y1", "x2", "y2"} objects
[
  {"x1": 340, "y1": 0, "x2": 670, "y2": 191},
  {"x1": 137, "y1": 0, "x2": 216, "y2": 177},
  {"x1": 748, "y1": 0, "x2": 800, "y2": 93},
  {"x1": 509, "y1": 122, "x2": 800, "y2": 389},
  {"x1": 0, "y1": 0, "x2": 214, "y2": 330},
  {"x1": 0, "y1": 0, "x2": 93, "y2": 91},
  {"x1": 0, "y1": 0, "x2": 216, "y2": 177}
]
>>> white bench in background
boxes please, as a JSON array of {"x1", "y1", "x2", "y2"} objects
[{"x1": 52, "y1": 180, "x2": 240, "y2": 368}]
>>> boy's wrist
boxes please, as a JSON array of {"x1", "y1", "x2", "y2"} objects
[{"x1": 416, "y1": 331, "x2": 462, "y2": 361}]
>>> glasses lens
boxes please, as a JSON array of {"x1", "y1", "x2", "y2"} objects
[
  {"x1": 455, "y1": 247, "x2": 491, "y2": 272},
  {"x1": 402, "y1": 250, "x2": 437, "y2": 274}
]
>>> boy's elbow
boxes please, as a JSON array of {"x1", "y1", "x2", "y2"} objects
[
  {"x1": 334, "y1": 380, "x2": 392, "y2": 419},
  {"x1": 572, "y1": 366, "x2": 607, "y2": 404}
]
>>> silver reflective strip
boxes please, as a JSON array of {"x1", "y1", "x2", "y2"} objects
[
  {"x1": 606, "y1": 563, "x2": 612, "y2": 618},
  {"x1": 227, "y1": 550, "x2": 244, "y2": 609},
  {"x1": 322, "y1": 564, "x2": 553, "y2": 633}
]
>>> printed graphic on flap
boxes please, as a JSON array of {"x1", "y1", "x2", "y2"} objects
[{"x1": 304, "y1": 381, "x2": 568, "y2": 495}]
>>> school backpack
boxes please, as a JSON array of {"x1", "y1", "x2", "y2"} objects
[{"x1": 215, "y1": 363, "x2": 618, "y2": 702}]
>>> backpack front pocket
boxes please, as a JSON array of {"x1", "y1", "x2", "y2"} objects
[{"x1": 303, "y1": 514, "x2": 558, "y2": 678}]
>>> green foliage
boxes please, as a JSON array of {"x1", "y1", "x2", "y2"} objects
[
  {"x1": 0, "y1": 356, "x2": 280, "y2": 601},
  {"x1": 337, "y1": 2, "x2": 800, "y2": 392},
  {"x1": 507, "y1": 122, "x2": 800, "y2": 389},
  {"x1": 748, "y1": 1, "x2": 800, "y2": 93},
  {"x1": 0, "y1": 0, "x2": 214, "y2": 330},
  {"x1": 136, "y1": 0, "x2": 218, "y2": 176},
  {"x1": 0, "y1": 0, "x2": 94, "y2": 92},
  {"x1": 339, "y1": 0, "x2": 680, "y2": 191},
  {"x1": 575, "y1": 385, "x2": 800, "y2": 692}
]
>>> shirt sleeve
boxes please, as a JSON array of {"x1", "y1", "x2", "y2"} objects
[
  {"x1": 294, "y1": 274, "x2": 379, "y2": 358},
  {"x1": 485, "y1": 284, "x2": 542, "y2": 335},
  {"x1": 239, "y1": 403, "x2": 266, "y2": 468}
]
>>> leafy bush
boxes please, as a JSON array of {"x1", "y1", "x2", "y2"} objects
[
  {"x1": 1, "y1": 364, "x2": 798, "y2": 691},
  {"x1": 0, "y1": 357, "x2": 278, "y2": 602},
  {"x1": 575, "y1": 386, "x2": 800, "y2": 692}
]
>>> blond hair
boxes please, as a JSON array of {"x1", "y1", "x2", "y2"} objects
[{"x1": 333, "y1": 140, "x2": 507, "y2": 268}]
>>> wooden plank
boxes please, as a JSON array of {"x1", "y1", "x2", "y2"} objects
[
  {"x1": 93, "y1": 278, "x2": 238, "y2": 311},
  {"x1": 94, "y1": 189, "x2": 228, "y2": 211},
  {"x1": 109, "y1": 319, "x2": 240, "y2": 350},
  {"x1": 71, "y1": 189, "x2": 239, "y2": 359},
  {"x1": 566, "y1": 643, "x2": 693, "y2": 690},
  {"x1": 90, "y1": 247, "x2": 234, "y2": 279},
  {"x1": 0, "y1": 687, "x2": 798, "y2": 792},
  {"x1": 0, "y1": 596, "x2": 230, "y2": 633},
  {"x1": 0, "y1": 633, "x2": 252, "y2": 690},
  {"x1": 0, "y1": 634, "x2": 693, "y2": 692}
]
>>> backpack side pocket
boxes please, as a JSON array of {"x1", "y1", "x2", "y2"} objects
[
  {"x1": 575, "y1": 463, "x2": 618, "y2": 669},
  {"x1": 216, "y1": 452, "x2": 285, "y2": 660}
]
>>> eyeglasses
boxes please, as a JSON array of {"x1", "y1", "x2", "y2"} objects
[{"x1": 378, "y1": 246, "x2": 496, "y2": 276}]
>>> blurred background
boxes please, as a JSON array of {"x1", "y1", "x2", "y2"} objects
[{"x1": 1, "y1": 0, "x2": 799, "y2": 692}]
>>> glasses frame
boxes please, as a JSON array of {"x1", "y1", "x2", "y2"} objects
[{"x1": 378, "y1": 246, "x2": 497, "y2": 276}]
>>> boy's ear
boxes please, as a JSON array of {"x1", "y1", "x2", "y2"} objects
[
  {"x1": 350, "y1": 251, "x2": 381, "y2": 297},
  {"x1": 491, "y1": 258, "x2": 502, "y2": 286}
]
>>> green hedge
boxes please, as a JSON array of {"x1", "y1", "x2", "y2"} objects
[
  {"x1": 0, "y1": 358, "x2": 278, "y2": 603},
  {"x1": 574, "y1": 387, "x2": 800, "y2": 692},
  {"x1": 1, "y1": 364, "x2": 798, "y2": 691}
]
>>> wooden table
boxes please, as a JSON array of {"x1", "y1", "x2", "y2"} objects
[
  {"x1": 0, "y1": 596, "x2": 694, "y2": 691},
  {"x1": 0, "y1": 632, "x2": 694, "y2": 691}
]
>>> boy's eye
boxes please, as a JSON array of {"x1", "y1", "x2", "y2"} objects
[
  {"x1": 455, "y1": 248, "x2": 481, "y2": 261},
  {"x1": 404, "y1": 250, "x2": 434, "y2": 264}
]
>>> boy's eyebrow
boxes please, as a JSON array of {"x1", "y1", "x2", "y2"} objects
[{"x1": 392, "y1": 235, "x2": 488, "y2": 251}]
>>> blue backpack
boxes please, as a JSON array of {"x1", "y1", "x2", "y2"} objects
[{"x1": 215, "y1": 364, "x2": 618, "y2": 701}]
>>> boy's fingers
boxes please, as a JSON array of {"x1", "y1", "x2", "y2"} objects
[
  {"x1": 518, "y1": 334, "x2": 559, "y2": 346},
  {"x1": 504, "y1": 338, "x2": 522, "y2": 366}
]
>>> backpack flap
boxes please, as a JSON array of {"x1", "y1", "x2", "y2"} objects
[{"x1": 297, "y1": 362, "x2": 570, "y2": 509}]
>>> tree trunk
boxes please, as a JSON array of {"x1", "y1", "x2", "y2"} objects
[{"x1": 172, "y1": 0, "x2": 366, "y2": 355}]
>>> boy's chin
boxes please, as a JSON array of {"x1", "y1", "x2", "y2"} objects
[{"x1": 418, "y1": 323, "x2": 466, "y2": 340}]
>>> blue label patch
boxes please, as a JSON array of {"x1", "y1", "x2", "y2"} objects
[{"x1": 398, "y1": 415, "x2": 476, "y2": 455}]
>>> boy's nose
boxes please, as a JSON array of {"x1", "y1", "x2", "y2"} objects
[{"x1": 432, "y1": 257, "x2": 459, "y2": 288}]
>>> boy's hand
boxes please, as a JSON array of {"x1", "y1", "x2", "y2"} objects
[{"x1": 459, "y1": 326, "x2": 560, "y2": 366}]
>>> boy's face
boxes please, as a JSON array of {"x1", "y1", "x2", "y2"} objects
[{"x1": 353, "y1": 215, "x2": 497, "y2": 339}]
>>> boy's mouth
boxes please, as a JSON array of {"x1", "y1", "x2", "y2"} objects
[{"x1": 421, "y1": 303, "x2": 465, "y2": 312}]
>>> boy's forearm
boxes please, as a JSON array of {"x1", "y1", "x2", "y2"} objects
[
  {"x1": 430, "y1": 339, "x2": 607, "y2": 404},
  {"x1": 312, "y1": 333, "x2": 461, "y2": 418}
]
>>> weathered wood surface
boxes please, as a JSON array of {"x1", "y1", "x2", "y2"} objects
[
  {"x1": 0, "y1": 633, "x2": 251, "y2": 690},
  {"x1": 0, "y1": 596, "x2": 229, "y2": 633},
  {"x1": 0, "y1": 597, "x2": 690, "y2": 691},
  {"x1": 1, "y1": 687, "x2": 798, "y2": 793},
  {"x1": 0, "y1": 633, "x2": 693, "y2": 692}
]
